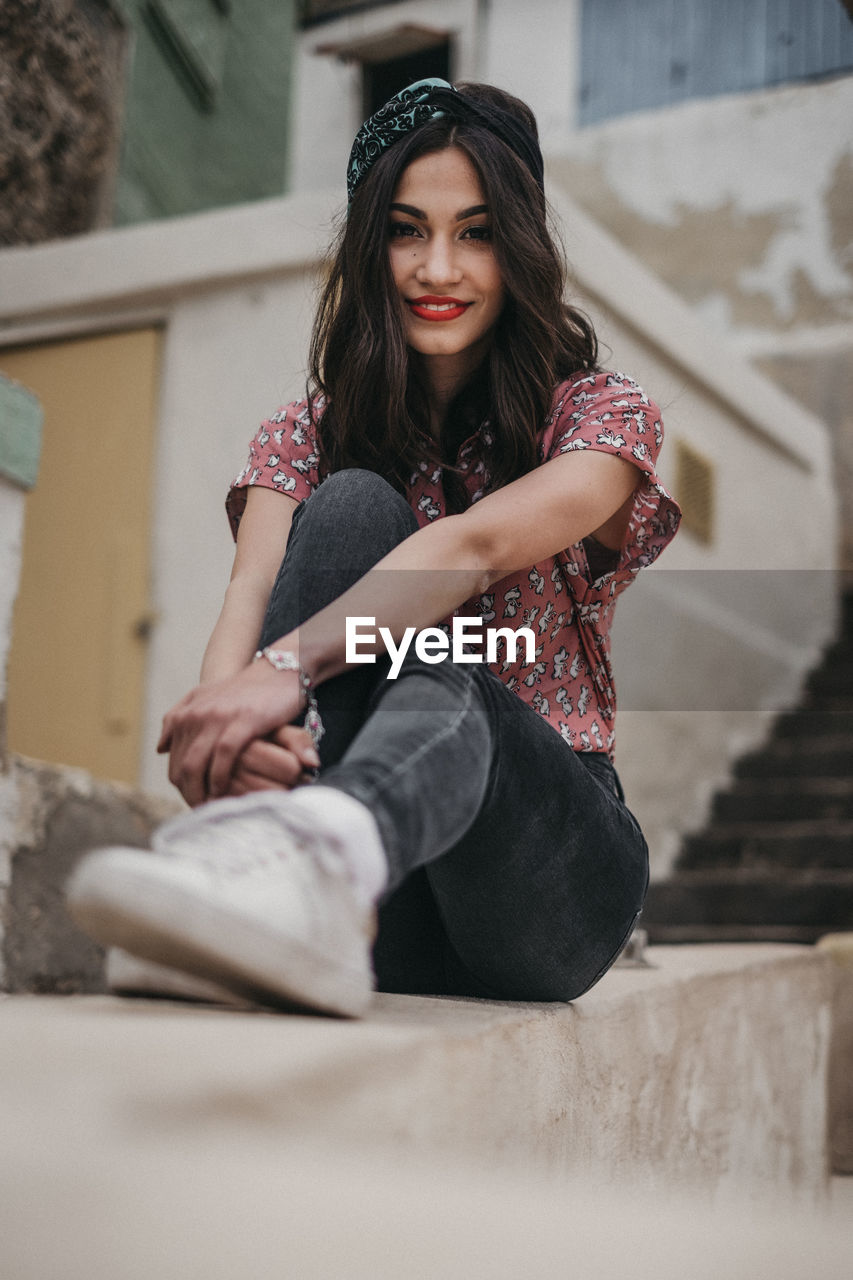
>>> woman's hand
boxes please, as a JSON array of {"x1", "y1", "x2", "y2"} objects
[
  {"x1": 226, "y1": 726, "x2": 320, "y2": 798},
  {"x1": 157, "y1": 662, "x2": 310, "y2": 807}
]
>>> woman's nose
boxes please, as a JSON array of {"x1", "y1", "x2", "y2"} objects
[{"x1": 416, "y1": 236, "x2": 462, "y2": 286}]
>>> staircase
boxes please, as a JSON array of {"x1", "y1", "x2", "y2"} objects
[{"x1": 644, "y1": 590, "x2": 853, "y2": 943}]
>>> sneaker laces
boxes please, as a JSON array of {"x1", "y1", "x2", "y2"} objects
[{"x1": 153, "y1": 793, "x2": 350, "y2": 883}]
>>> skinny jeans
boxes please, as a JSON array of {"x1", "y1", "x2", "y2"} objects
[{"x1": 258, "y1": 470, "x2": 649, "y2": 1001}]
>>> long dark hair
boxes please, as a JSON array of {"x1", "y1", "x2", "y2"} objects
[{"x1": 308, "y1": 82, "x2": 598, "y2": 511}]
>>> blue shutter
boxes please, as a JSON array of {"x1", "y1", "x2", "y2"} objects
[{"x1": 580, "y1": 0, "x2": 853, "y2": 125}]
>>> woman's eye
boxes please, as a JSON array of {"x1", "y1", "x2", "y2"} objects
[
  {"x1": 389, "y1": 222, "x2": 418, "y2": 239},
  {"x1": 462, "y1": 225, "x2": 492, "y2": 242}
]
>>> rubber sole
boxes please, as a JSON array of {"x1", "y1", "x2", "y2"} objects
[
  {"x1": 105, "y1": 948, "x2": 251, "y2": 1007},
  {"x1": 67, "y1": 851, "x2": 373, "y2": 1018}
]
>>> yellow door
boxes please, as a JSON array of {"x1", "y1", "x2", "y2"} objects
[{"x1": 2, "y1": 329, "x2": 160, "y2": 784}]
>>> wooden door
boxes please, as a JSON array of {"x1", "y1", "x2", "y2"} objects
[{"x1": 2, "y1": 329, "x2": 160, "y2": 784}]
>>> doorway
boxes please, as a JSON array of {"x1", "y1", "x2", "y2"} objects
[{"x1": 2, "y1": 328, "x2": 161, "y2": 784}]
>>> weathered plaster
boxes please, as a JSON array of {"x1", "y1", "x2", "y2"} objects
[
  {"x1": 555, "y1": 77, "x2": 853, "y2": 337},
  {"x1": 552, "y1": 158, "x2": 801, "y2": 329}
]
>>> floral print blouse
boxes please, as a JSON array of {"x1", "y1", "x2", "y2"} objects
[{"x1": 227, "y1": 370, "x2": 681, "y2": 758}]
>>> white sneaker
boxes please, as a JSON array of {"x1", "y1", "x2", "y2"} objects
[{"x1": 66, "y1": 794, "x2": 376, "y2": 1017}]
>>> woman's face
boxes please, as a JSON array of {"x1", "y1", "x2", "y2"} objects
[{"x1": 388, "y1": 146, "x2": 505, "y2": 382}]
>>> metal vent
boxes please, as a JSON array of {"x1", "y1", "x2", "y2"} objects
[{"x1": 674, "y1": 438, "x2": 715, "y2": 545}]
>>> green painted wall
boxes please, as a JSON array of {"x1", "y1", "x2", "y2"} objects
[{"x1": 115, "y1": 1, "x2": 296, "y2": 224}]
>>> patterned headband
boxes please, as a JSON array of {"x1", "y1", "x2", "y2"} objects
[{"x1": 346, "y1": 77, "x2": 545, "y2": 204}]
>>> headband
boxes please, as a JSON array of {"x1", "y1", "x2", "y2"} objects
[{"x1": 346, "y1": 77, "x2": 545, "y2": 204}]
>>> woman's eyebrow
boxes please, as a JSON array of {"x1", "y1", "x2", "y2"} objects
[
  {"x1": 390, "y1": 202, "x2": 426, "y2": 219},
  {"x1": 389, "y1": 202, "x2": 490, "y2": 221}
]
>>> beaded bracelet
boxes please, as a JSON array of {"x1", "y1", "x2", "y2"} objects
[{"x1": 253, "y1": 647, "x2": 325, "y2": 748}]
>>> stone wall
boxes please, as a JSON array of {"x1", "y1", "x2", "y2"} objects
[
  {"x1": 1, "y1": 755, "x2": 178, "y2": 991},
  {"x1": 0, "y1": 0, "x2": 127, "y2": 245}
]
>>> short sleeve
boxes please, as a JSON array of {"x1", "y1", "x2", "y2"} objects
[
  {"x1": 545, "y1": 371, "x2": 681, "y2": 576},
  {"x1": 226, "y1": 399, "x2": 322, "y2": 541}
]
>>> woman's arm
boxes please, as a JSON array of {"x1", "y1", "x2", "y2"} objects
[
  {"x1": 297, "y1": 448, "x2": 638, "y2": 686},
  {"x1": 167, "y1": 485, "x2": 320, "y2": 800},
  {"x1": 198, "y1": 486, "x2": 298, "y2": 684},
  {"x1": 160, "y1": 449, "x2": 639, "y2": 804}
]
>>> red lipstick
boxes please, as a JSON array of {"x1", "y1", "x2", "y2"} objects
[{"x1": 408, "y1": 296, "x2": 472, "y2": 322}]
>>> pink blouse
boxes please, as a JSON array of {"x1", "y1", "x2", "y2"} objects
[{"x1": 227, "y1": 370, "x2": 681, "y2": 757}]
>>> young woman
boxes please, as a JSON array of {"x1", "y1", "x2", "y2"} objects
[{"x1": 68, "y1": 80, "x2": 681, "y2": 1016}]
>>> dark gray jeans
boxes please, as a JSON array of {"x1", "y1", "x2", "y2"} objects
[{"x1": 258, "y1": 470, "x2": 648, "y2": 1001}]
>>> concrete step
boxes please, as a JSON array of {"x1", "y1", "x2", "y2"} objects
[
  {"x1": 0, "y1": 944, "x2": 840, "y2": 1280},
  {"x1": 808, "y1": 664, "x2": 853, "y2": 695},
  {"x1": 734, "y1": 735, "x2": 853, "y2": 778},
  {"x1": 774, "y1": 698, "x2": 853, "y2": 737},
  {"x1": 711, "y1": 777, "x2": 853, "y2": 823},
  {"x1": 818, "y1": 934, "x2": 853, "y2": 1176},
  {"x1": 644, "y1": 870, "x2": 853, "y2": 941},
  {"x1": 679, "y1": 819, "x2": 853, "y2": 870},
  {"x1": 822, "y1": 638, "x2": 853, "y2": 666},
  {"x1": 640, "y1": 921, "x2": 838, "y2": 944}
]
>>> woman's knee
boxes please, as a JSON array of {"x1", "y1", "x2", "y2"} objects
[
  {"x1": 260, "y1": 470, "x2": 420, "y2": 643},
  {"x1": 302, "y1": 469, "x2": 418, "y2": 541}
]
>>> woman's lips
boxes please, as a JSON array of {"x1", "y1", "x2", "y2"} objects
[{"x1": 408, "y1": 296, "x2": 472, "y2": 322}]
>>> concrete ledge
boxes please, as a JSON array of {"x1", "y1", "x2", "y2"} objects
[
  {"x1": 817, "y1": 932, "x2": 853, "y2": 1173},
  {"x1": 0, "y1": 945, "x2": 831, "y2": 1199},
  {"x1": 1, "y1": 944, "x2": 843, "y2": 1277},
  {"x1": 1, "y1": 1130, "x2": 849, "y2": 1280}
]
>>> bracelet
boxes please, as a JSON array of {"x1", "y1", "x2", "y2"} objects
[{"x1": 253, "y1": 647, "x2": 324, "y2": 748}]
